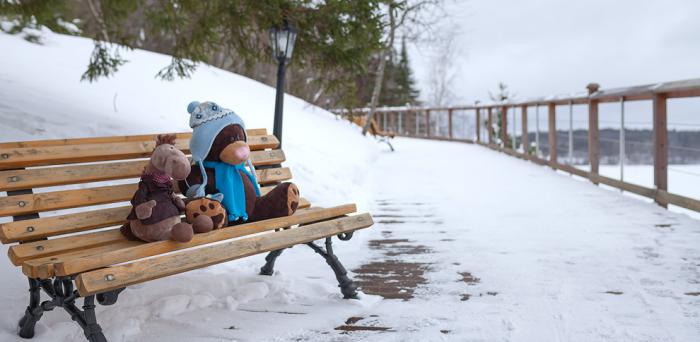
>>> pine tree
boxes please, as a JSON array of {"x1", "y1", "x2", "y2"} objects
[
  {"x1": 0, "y1": 0, "x2": 385, "y2": 109},
  {"x1": 489, "y1": 82, "x2": 512, "y2": 148},
  {"x1": 394, "y1": 38, "x2": 419, "y2": 106},
  {"x1": 373, "y1": 39, "x2": 419, "y2": 107}
]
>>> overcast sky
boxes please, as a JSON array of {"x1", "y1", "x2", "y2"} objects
[{"x1": 410, "y1": 0, "x2": 700, "y2": 106}]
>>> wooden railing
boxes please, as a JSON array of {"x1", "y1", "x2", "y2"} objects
[{"x1": 339, "y1": 78, "x2": 700, "y2": 213}]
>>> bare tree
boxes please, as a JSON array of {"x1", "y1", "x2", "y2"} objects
[
  {"x1": 363, "y1": 0, "x2": 443, "y2": 135},
  {"x1": 426, "y1": 24, "x2": 459, "y2": 107}
]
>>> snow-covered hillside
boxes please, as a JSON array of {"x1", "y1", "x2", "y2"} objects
[
  {"x1": 0, "y1": 30, "x2": 385, "y2": 341},
  {"x1": 0, "y1": 30, "x2": 378, "y2": 208}
]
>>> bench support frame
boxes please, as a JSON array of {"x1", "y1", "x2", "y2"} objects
[
  {"x1": 260, "y1": 234, "x2": 358, "y2": 299},
  {"x1": 17, "y1": 277, "x2": 123, "y2": 342}
]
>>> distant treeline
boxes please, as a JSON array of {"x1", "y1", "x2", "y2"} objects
[{"x1": 529, "y1": 129, "x2": 700, "y2": 165}]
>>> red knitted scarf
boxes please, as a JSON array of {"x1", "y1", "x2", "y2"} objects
[{"x1": 143, "y1": 169, "x2": 172, "y2": 183}]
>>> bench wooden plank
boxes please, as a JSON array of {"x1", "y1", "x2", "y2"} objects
[
  {"x1": 75, "y1": 213, "x2": 373, "y2": 296},
  {"x1": 0, "y1": 184, "x2": 136, "y2": 218},
  {"x1": 0, "y1": 149, "x2": 285, "y2": 192},
  {"x1": 0, "y1": 206, "x2": 130, "y2": 244},
  {"x1": 0, "y1": 129, "x2": 268, "y2": 149},
  {"x1": 0, "y1": 135, "x2": 279, "y2": 170},
  {"x1": 0, "y1": 167, "x2": 292, "y2": 217},
  {"x1": 257, "y1": 167, "x2": 293, "y2": 185},
  {"x1": 9, "y1": 229, "x2": 124, "y2": 266},
  {"x1": 22, "y1": 241, "x2": 141, "y2": 279},
  {"x1": 51, "y1": 204, "x2": 357, "y2": 277}
]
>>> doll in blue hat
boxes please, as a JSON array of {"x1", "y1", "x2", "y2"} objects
[{"x1": 179, "y1": 101, "x2": 300, "y2": 225}]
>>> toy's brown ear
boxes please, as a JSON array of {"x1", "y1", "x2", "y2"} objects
[{"x1": 156, "y1": 134, "x2": 177, "y2": 146}]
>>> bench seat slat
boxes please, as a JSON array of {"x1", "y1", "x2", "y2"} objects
[
  {"x1": 0, "y1": 135, "x2": 278, "y2": 170},
  {"x1": 0, "y1": 167, "x2": 292, "y2": 217},
  {"x1": 22, "y1": 241, "x2": 142, "y2": 279},
  {"x1": 0, "y1": 149, "x2": 285, "y2": 192},
  {"x1": 20, "y1": 204, "x2": 355, "y2": 278},
  {"x1": 9, "y1": 229, "x2": 124, "y2": 266},
  {"x1": 75, "y1": 213, "x2": 373, "y2": 296},
  {"x1": 0, "y1": 129, "x2": 267, "y2": 149},
  {"x1": 7, "y1": 197, "x2": 311, "y2": 264}
]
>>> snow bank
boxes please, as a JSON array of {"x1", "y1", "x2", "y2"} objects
[
  {"x1": 0, "y1": 30, "x2": 383, "y2": 341},
  {"x1": 0, "y1": 30, "x2": 379, "y2": 207}
]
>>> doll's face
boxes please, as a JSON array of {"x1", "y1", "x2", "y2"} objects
[
  {"x1": 207, "y1": 124, "x2": 250, "y2": 165},
  {"x1": 151, "y1": 136, "x2": 191, "y2": 180}
]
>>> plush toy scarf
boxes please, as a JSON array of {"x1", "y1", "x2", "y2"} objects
[{"x1": 201, "y1": 161, "x2": 261, "y2": 222}]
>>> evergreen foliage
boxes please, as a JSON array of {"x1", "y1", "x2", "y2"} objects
[{"x1": 0, "y1": 0, "x2": 384, "y2": 107}]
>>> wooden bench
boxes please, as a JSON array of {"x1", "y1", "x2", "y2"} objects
[
  {"x1": 0, "y1": 129, "x2": 373, "y2": 342},
  {"x1": 349, "y1": 115, "x2": 395, "y2": 151}
]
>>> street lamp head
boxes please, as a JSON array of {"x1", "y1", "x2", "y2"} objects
[{"x1": 270, "y1": 20, "x2": 297, "y2": 63}]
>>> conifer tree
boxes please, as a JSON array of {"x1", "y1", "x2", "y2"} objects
[
  {"x1": 0, "y1": 0, "x2": 384, "y2": 108},
  {"x1": 394, "y1": 38, "x2": 419, "y2": 105}
]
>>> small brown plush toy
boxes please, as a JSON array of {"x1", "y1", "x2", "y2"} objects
[
  {"x1": 120, "y1": 134, "x2": 213, "y2": 243},
  {"x1": 186, "y1": 194, "x2": 228, "y2": 230}
]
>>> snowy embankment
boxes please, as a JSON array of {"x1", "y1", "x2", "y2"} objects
[{"x1": 0, "y1": 30, "x2": 383, "y2": 341}]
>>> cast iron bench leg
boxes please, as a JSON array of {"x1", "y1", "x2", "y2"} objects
[
  {"x1": 307, "y1": 237, "x2": 358, "y2": 299},
  {"x1": 18, "y1": 278, "x2": 43, "y2": 338},
  {"x1": 259, "y1": 237, "x2": 358, "y2": 299},
  {"x1": 17, "y1": 277, "x2": 109, "y2": 341},
  {"x1": 259, "y1": 249, "x2": 285, "y2": 276},
  {"x1": 79, "y1": 296, "x2": 107, "y2": 342}
]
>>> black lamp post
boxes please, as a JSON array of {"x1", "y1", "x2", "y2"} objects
[{"x1": 270, "y1": 20, "x2": 297, "y2": 146}]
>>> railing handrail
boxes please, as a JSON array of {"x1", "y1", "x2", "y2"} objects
[
  {"x1": 339, "y1": 77, "x2": 700, "y2": 216},
  {"x1": 334, "y1": 77, "x2": 700, "y2": 113}
]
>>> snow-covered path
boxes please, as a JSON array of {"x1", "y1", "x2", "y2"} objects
[
  {"x1": 2, "y1": 138, "x2": 700, "y2": 342},
  {"x1": 313, "y1": 138, "x2": 700, "y2": 341}
]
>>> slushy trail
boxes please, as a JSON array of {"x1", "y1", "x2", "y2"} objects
[{"x1": 326, "y1": 137, "x2": 700, "y2": 341}]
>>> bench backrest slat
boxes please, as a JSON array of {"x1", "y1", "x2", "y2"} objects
[
  {"x1": 0, "y1": 135, "x2": 278, "y2": 170},
  {"x1": 0, "y1": 149, "x2": 284, "y2": 192},
  {"x1": 0, "y1": 128, "x2": 268, "y2": 149}
]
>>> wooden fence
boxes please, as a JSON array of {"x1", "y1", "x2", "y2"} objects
[{"x1": 341, "y1": 78, "x2": 700, "y2": 214}]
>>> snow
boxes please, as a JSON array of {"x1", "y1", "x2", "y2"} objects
[{"x1": 2, "y1": 30, "x2": 700, "y2": 341}]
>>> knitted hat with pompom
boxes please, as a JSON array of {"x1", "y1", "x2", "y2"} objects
[{"x1": 185, "y1": 101, "x2": 257, "y2": 198}]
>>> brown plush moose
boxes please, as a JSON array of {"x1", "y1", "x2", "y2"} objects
[{"x1": 120, "y1": 134, "x2": 214, "y2": 243}]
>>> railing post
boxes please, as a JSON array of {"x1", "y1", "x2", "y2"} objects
[
  {"x1": 398, "y1": 111, "x2": 403, "y2": 135},
  {"x1": 653, "y1": 93, "x2": 669, "y2": 207},
  {"x1": 587, "y1": 83, "x2": 600, "y2": 184},
  {"x1": 511, "y1": 106, "x2": 516, "y2": 150},
  {"x1": 448, "y1": 108, "x2": 453, "y2": 139},
  {"x1": 415, "y1": 110, "x2": 419, "y2": 136},
  {"x1": 548, "y1": 103, "x2": 557, "y2": 164},
  {"x1": 535, "y1": 105, "x2": 540, "y2": 156},
  {"x1": 568, "y1": 101, "x2": 574, "y2": 164},
  {"x1": 487, "y1": 107, "x2": 493, "y2": 144},
  {"x1": 476, "y1": 108, "x2": 481, "y2": 143},
  {"x1": 426, "y1": 109, "x2": 431, "y2": 138},
  {"x1": 620, "y1": 97, "x2": 625, "y2": 182},
  {"x1": 501, "y1": 106, "x2": 508, "y2": 147},
  {"x1": 521, "y1": 105, "x2": 528, "y2": 154}
]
